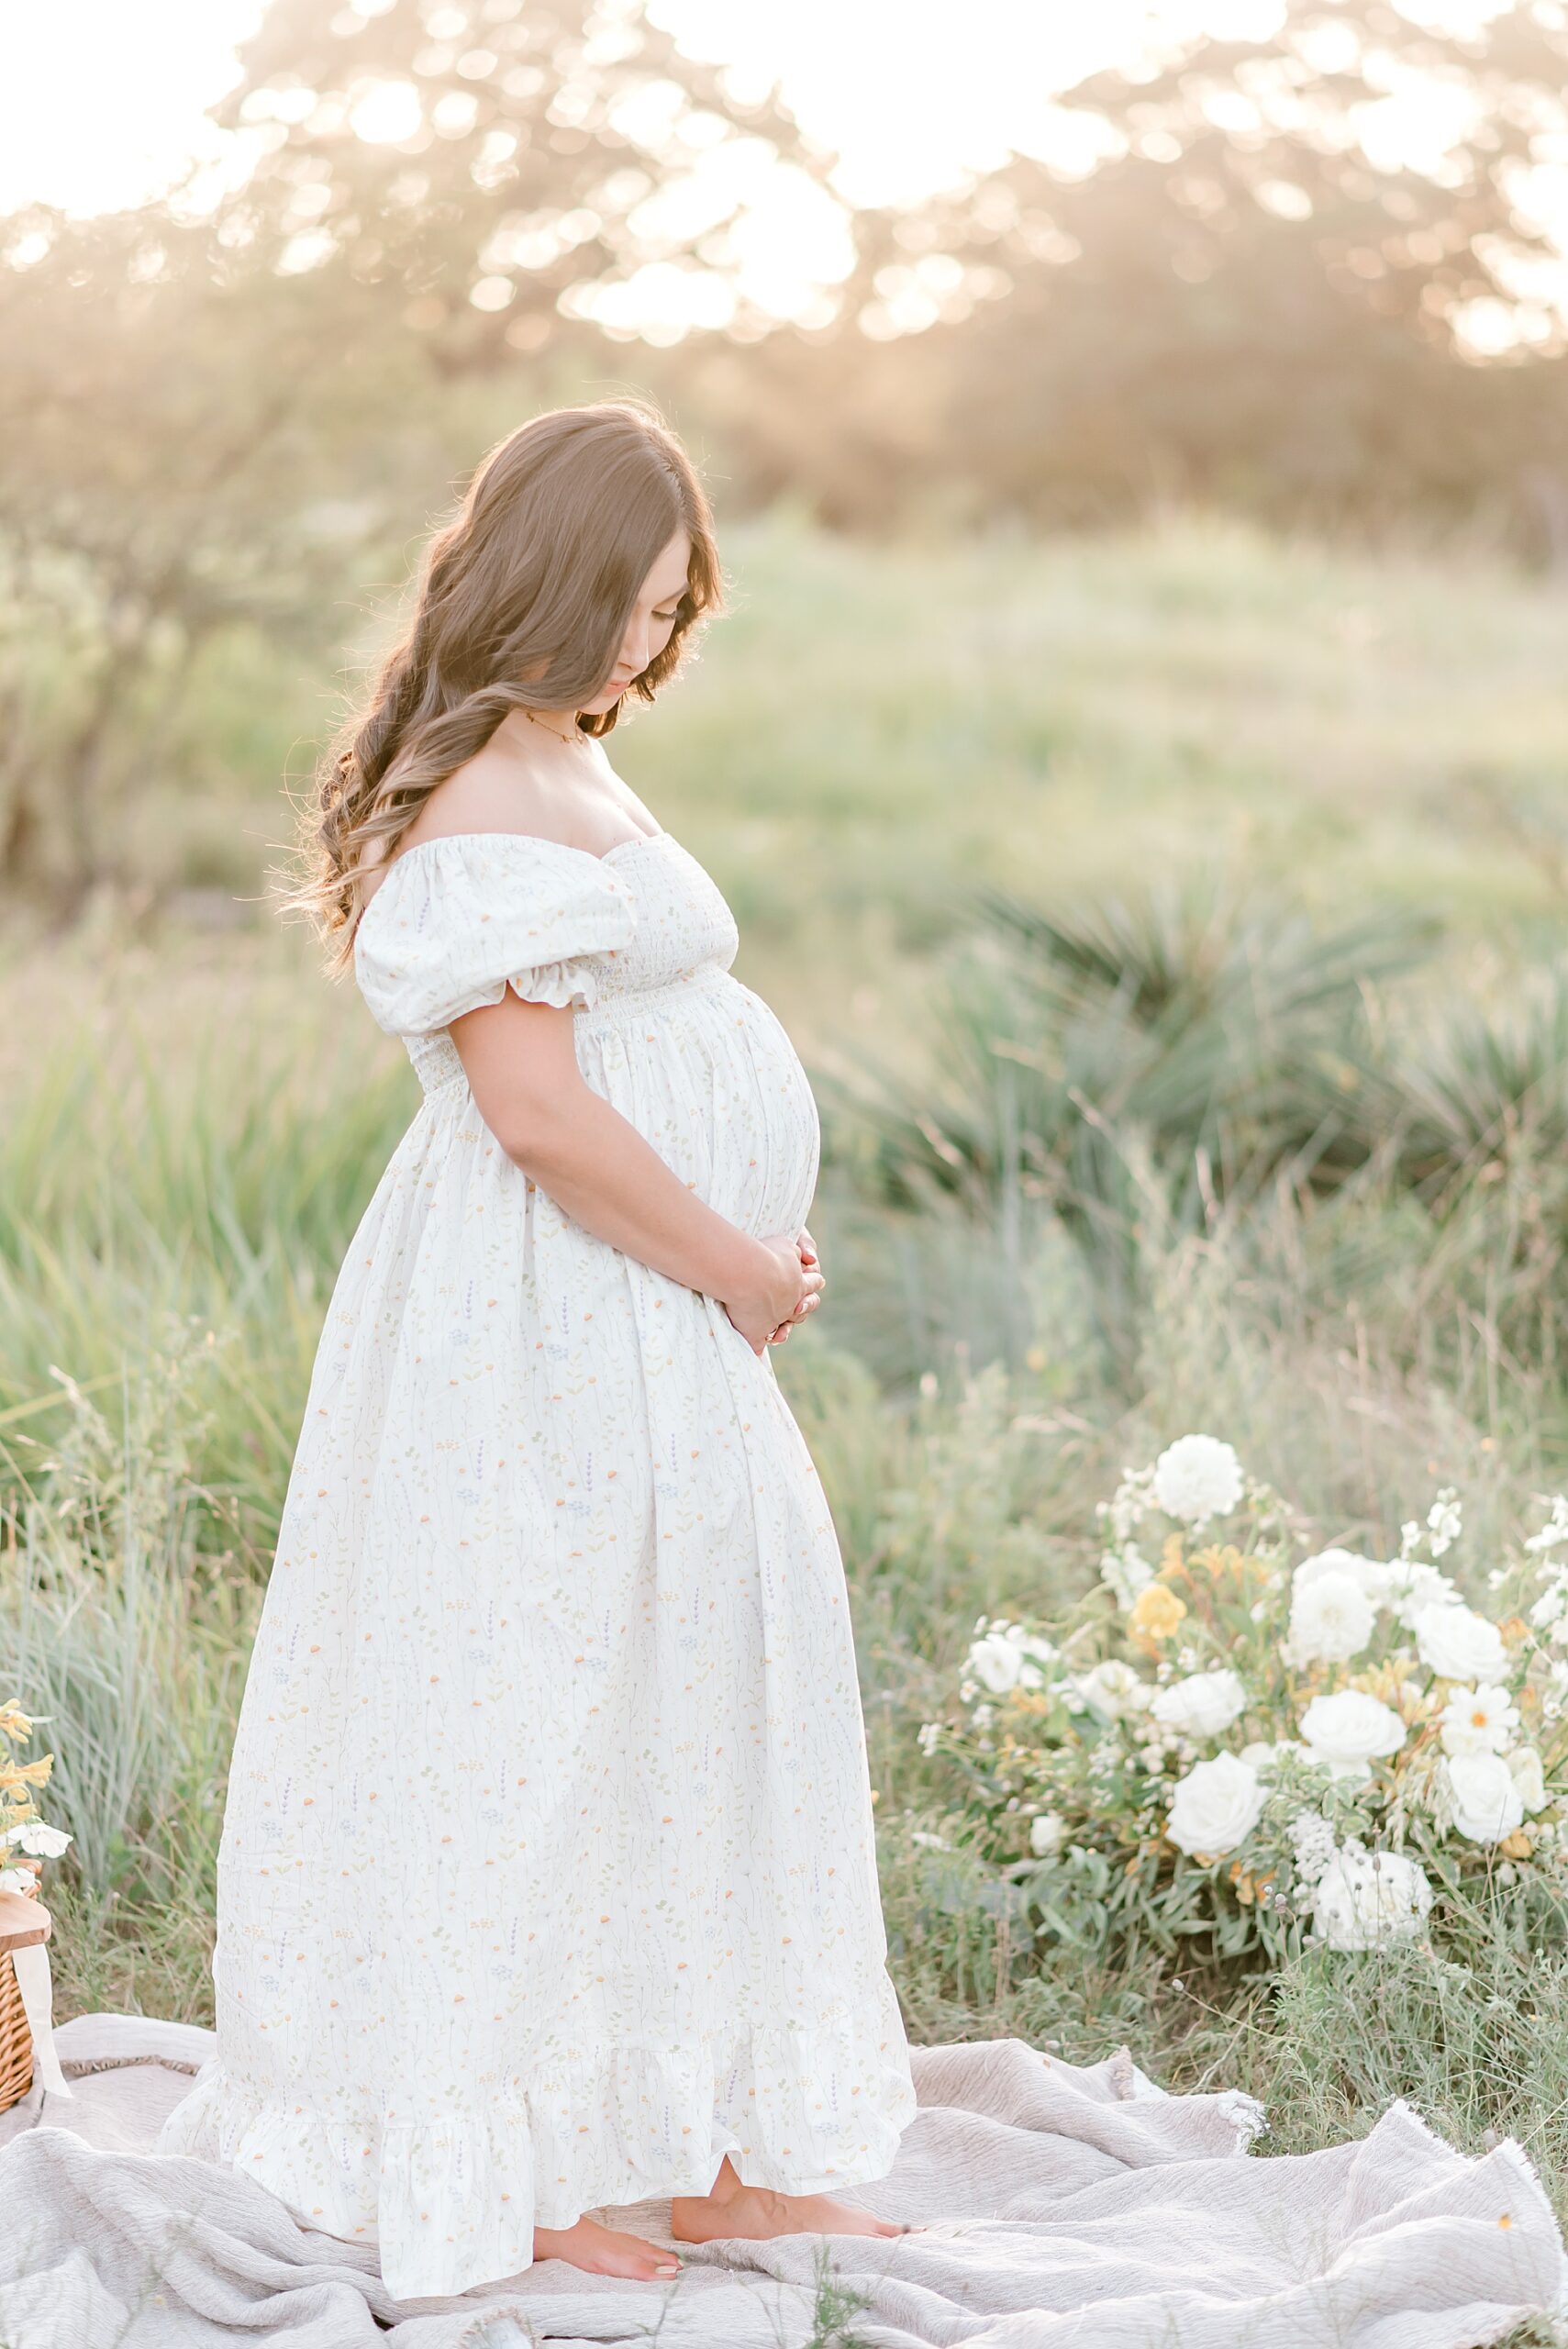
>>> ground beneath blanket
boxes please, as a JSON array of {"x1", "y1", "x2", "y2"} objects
[{"x1": 0, "y1": 2012, "x2": 1562, "y2": 2349}]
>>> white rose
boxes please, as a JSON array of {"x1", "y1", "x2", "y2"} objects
[
  {"x1": 1294, "y1": 1547, "x2": 1388, "y2": 1599},
  {"x1": 967, "y1": 1622, "x2": 1059, "y2": 1697},
  {"x1": 1509, "y1": 1746, "x2": 1549, "y2": 1814},
  {"x1": 0, "y1": 1868, "x2": 37, "y2": 1896},
  {"x1": 1029, "y1": 1811, "x2": 1067, "y2": 1857},
  {"x1": 1073, "y1": 1660, "x2": 1152, "y2": 1720},
  {"x1": 1151, "y1": 1667, "x2": 1248, "y2": 1740},
  {"x1": 6, "y1": 1820, "x2": 71, "y2": 1858},
  {"x1": 1312, "y1": 1845, "x2": 1434, "y2": 1951},
  {"x1": 1151, "y1": 1435, "x2": 1244, "y2": 1526},
  {"x1": 1289, "y1": 1568, "x2": 1376, "y2": 1664},
  {"x1": 1446, "y1": 1751, "x2": 1525, "y2": 1843},
  {"x1": 1413, "y1": 1601, "x2": 1508, "y2": 1685},
  {"x1": 1298, "y1": 1690, "x2": 1406, "y2": 1782},
  {"x1": 1166, "y1": 1753, "x2": 1264, "y2": 1858},
  {"x1": 967, "y1": 1632, "x2": 1025, "y2": 1695},
  {"x1": 1438, "y1": 1683, "x2": 1519, "y2": 1760}
]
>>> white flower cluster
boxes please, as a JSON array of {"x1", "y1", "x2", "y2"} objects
[
  {"x1": 932, "y1": 1457, "x2": 1568, "y2": 1962},
  {"x1": 1284, "y1": 1539, "x2": 1481, "y2": 1669},
  {"x1": 1287, "y1": 1807, "x2": 1339, "y2": 1890},
  {"x1": 1100, "y1": 1544, "x2": 1155, "y2": 1610},
  {"x1": 1528, "y1": 1513, "x2": 1568, "y2": 1680},
  {"x1": 1102, "y1": 1464, "x2": 1157, "y2": 1545},
  {"x1": 1310, "y1": 1840, "x2": 1433, "y2": 1951},
  {"x1": 963, "y1": 1617, "x2": 1058, "y2": 1698},
  {"x1": 0, "y1": 1814, "x2": 71, "y2": 1896},
  {"x1": 1097, "y1": 1435, "x2": 1246, "y2": 1610},
  {"x1": 1524, "y1": 1494, "x2": 1568, "y2": 1554},
  {"x1": 1286, "y1": 1811, "x2": 1434, "y2": 1948},
  {"x1": 1069, "y1": 1659, "x2": 1153, "y2": 1720}
]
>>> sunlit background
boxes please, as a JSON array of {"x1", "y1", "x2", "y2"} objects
[{"x1": 5, "y1": 0, "x2": 1567, "y2": 347}]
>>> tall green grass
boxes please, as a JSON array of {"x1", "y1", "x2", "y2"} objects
[{"x1": 6, "y1": 518, "x2": 1568, "y2": 2280}]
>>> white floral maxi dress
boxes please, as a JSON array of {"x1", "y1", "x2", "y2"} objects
[{"x1": 154, "y1": 828, "x2": 917, "y2": 2301}]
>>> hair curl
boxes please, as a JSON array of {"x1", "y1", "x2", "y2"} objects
[{"x1": 286, "y1": 397, "x2": 723, "y2": 966}]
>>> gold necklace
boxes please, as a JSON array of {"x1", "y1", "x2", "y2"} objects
[{"x1": 519, "y1": 704, "x2": 583, "y2": 748}]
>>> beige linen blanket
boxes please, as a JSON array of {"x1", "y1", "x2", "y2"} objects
[{"x1": 0, "y1": 2009, "x2": 1562, "y2": 2347}]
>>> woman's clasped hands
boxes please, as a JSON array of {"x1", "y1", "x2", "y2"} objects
[{"x1": 722, "y1": 1226, "x2": 825, "y2": 1355}]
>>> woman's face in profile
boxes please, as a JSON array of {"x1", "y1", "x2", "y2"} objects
[{"x1": 577, "y1": 524, "x2": 692, "y2": 711}]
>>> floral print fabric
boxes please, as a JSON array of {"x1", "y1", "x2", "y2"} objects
[{"x1": 153, "y1": 829, "x2": 917, "y2": 2301}]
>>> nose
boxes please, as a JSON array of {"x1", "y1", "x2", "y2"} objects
[{"x1": 620, "y1": 618, "x2": 650, "y2": 675}]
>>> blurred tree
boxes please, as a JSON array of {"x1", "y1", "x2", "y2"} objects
[
  {"x1": 784, "y1": 0, "x2": 1568, "y2": 542},
  {"x1": 0, "y1": 203, "x2": 484, "y2": 908},
  {"x1": 210, "y1": 0, "x2": 835, "y2": 365},
  {"x1": 0, "y1": 1, "x2": 851, "y2": 910}
]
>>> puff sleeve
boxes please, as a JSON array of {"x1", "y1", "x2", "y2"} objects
[{"x1": 352, "y1": 834, "x2": 639, "y2": 1036}]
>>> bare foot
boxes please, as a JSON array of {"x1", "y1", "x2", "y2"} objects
[
  {"x1": 533, "y1": 2214, "x2": 682, "y2": 2280},
  {"x1": 671, "y1": 2157, "x2": 906, "y2": 2246}
]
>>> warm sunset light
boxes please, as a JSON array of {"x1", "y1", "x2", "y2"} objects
[
  {"x1": 5, "y1": 0, "x2": 1559, "y2": 344},
  {"x1": 0, "y1": 0, "x2": 1180, "y2": 220}
]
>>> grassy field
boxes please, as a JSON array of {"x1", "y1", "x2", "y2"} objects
[{"x1": 5, "y1": 511, "x2": 1568, "y2": 2313}]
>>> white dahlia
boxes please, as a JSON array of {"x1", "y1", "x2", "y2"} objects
[{"x1": 1151, "y1": 1435, "x2": 1244, "y2": 1527}]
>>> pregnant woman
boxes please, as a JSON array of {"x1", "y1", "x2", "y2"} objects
[{"x1": 155, "y1": 399, "x2": 917, "y2": 2299}]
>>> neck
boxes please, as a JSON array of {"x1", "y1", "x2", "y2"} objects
[{"x1": 518, "y1": 705, "x2": 583, "y2": 749}]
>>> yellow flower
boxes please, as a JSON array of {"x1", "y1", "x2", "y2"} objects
[
  {"x1": 1500, "y1": 1829, "x2": 1533, "y2": 1860},
  {"x1": 1159, "y1": 1532, "x2": 1185, "y2": 1580},
  {"x1": 1129, "y1": 1584, "x2": 1187, "y2": 1642}
]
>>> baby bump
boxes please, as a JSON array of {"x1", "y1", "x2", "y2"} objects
[{"x1": 576, "y1": 974, "x2": 820, "y2": 1241}]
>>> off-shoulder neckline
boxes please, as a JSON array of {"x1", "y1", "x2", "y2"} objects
[
  {"x1": 385, "y1": 827, "x2": 666, "y2": 869},
  {"x1": 354, "y1": 827, "x2": 669, "y2": 928}
]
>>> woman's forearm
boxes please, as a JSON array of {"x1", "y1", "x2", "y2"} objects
[{"x1": 506, "y1": 1085, "x2": 773, "y2": 1300}]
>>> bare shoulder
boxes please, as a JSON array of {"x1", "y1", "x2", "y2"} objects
[
  {"x1": 350, "y1": 736, "x2": 551, "y2": 920},
  {"x1": 399, "y1": 736, "x2": 553, "y2": 852}
]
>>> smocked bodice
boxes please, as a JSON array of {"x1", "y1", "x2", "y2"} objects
[{"x1": 352, "y1": 829, "x2": 741, "y2": 1102}]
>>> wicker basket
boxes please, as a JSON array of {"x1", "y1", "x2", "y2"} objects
[{"x1": 0, "y1": 1872, "x2": 53, "y2": 2114}]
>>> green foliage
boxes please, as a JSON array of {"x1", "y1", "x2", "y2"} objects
[
  {"x1": 0, "y1": 1330, "x2": 258, "y2": 2009},
  {"x1": 2, "y1": 511, "x2": 1567, "y2": 2255},
  {"x1": 831, "y1": 874, "x2": 1568, "y2": 1395}
]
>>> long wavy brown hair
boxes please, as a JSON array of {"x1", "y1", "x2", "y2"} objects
[{"x1": 288, "y1": 397, "x2": 723, "y2": 967}]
